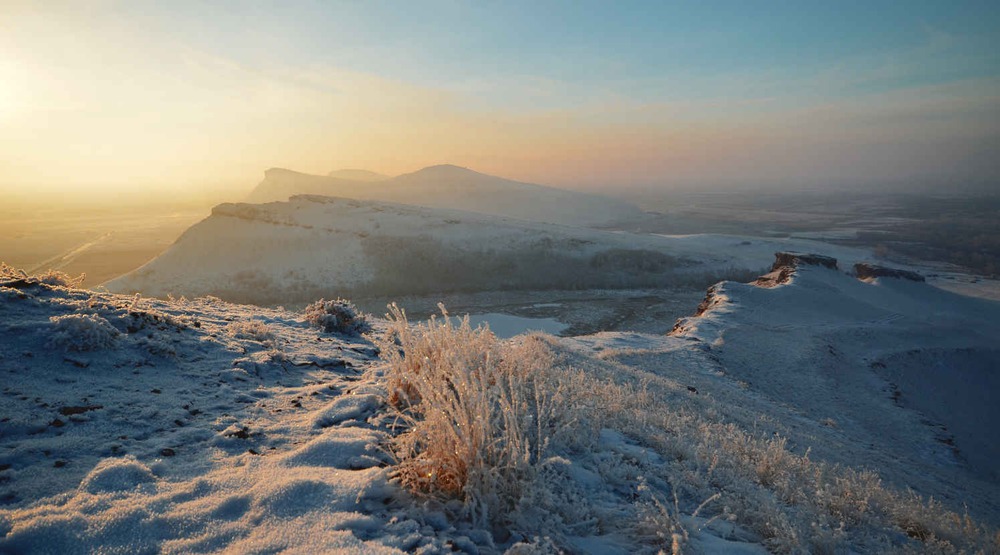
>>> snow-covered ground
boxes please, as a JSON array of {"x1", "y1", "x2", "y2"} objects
[
  {"x1": 666, "y1": 254, "x2": 1000, "y2": 519},
  {"x1": 4, "y1": 256, "x2": 999, "y2": 553}
]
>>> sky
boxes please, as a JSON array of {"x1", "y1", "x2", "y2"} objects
[{"x1": 1, "y1": 0, "x2": 998, "y2": 197}]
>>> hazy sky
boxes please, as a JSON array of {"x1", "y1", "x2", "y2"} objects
[{"x1": 1, "y1": 1, "x2": 998, "y2": 195}]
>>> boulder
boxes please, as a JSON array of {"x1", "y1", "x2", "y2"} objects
[{"x1": 854, "y1": 263, "x2": 924, "y2": 282}]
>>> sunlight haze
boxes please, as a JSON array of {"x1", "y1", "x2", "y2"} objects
[
  {"x1": 4, "y1": 3, "x2": 1000, "y2": 552},
  {"x1": 0, "y1": 1, "x2": 998, "y2": 196}
]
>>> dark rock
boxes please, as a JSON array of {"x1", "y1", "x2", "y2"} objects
[
  {"x1": 63, "y1": 356, "x2": 90, "y2": 368},
  {"x1": 669, "y1": 283, "x2": 726, "y2": 335},
  {"x1": 351, "y1": 346, "x2": 380, "y2": 357},
  {"x1": 772, "y1": 252, "x2": 838, "y2": 270},
  {"x1": 53, "y1": 460, "x2": 67, "y2": 468},
  {"x1": 58, "y1": 405, "x2": 103, "y2": 416},
  {"x1": 49, "y1": 418, "x2": 65, "y2": 428},
  {"x1": 753, "y1": 252, "x2": 839, "y2": 288},
  {"x1": 854, "y1": 263, "x2": 925, "y2": 282}
]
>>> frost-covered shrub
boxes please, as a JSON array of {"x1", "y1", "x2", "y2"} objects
[
  {"x1": 35, "y1": 269, "x2": 85, "y2": 287},
  {"x1": 136, "y1": 336, "x2": 177, "y2": 357},
  {"x1": 0, "y1": 263, "x2": 25, "y2": 281},
  {"x1": 380, "y1": 304, "x2": 585, "y2": 527},
  {"x1": 49, "y1": 313, "x2": 120, "y2": 351},
  {"x1": 1, "y1": 262, "x2": 84, "y2": 288},
  {"x1": 117, "y1": 294, "x2": 189, "y2": 333},
  {"x1": 304, "y1": 298, "x2": 371, "y2": 335},
  {"x1": 225, "y1": 320, "x2": 277, "y2": 343}
]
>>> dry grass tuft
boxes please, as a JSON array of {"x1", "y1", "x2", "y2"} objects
[{"x1": 379, "y1": 303, "x2": 583, "y2": 526}]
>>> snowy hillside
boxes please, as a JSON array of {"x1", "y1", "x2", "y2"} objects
[
  {"x1": 245, "y1": 165, "x2": 643, "y2": 227},
  {"x1": 3, "y1": 264, "x2": 998, "y2": 553},
  {"x1": 667, "y1": 253, "x2": 1000, "y2": 518},
  {"x1": 105, "y1": 194, "x2": 883, "y2": 305}
]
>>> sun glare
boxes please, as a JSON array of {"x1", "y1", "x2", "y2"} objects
[{"x1": 0, "y1": 61, "x2": 23, "y2": 117}]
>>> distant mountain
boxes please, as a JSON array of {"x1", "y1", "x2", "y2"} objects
[
  {"x1": 246, "y1": 164, "x2": 644, "y2": 227},
  {"x1": 246, "y1": 168, "x2": 365, "y2": 203},
  {"x1": 327, "y1": 169, "x2": 389, "y2": 181}
]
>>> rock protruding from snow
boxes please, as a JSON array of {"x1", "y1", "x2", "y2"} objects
[
  {"x1": 772, "y1": 251, "x2": 839, "y2": 270},
  {"x1": 854, "y1": 262, "x2": 925, "y2": 282},
  {"x1": 752, "y1": 251, "x2": 839, "y2": 288},
  {"x1": 670, "y1": 282, "x2": 735, "y2": 336}
]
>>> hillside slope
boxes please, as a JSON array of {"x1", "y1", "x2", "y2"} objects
[
  {"x1": 4, "y1": 266, "x2": 998, "y2": 553},
  {"x1": 105, "y1": 195, "x2": 879, "y2": 305},
  {"x1": 246, "y1": 165, "x2": 643, "y2": 227},
  {"x1": 663, "y1": 253, "x2": 1000, "y2": 517}
]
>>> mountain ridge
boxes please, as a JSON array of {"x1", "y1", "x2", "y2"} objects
[{"x1": 247, "y1": 164, "x2": 643, "y2": 227}]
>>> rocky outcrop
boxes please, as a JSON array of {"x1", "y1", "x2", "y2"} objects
[
  {"x1": 854, "y1": 263, "x2": 925, "y2": 282},
  {"x1": 672, "y1": 252, "x2": 841, "y2": 333},
  {"x1": 753, "y1": 252, "x2": 839, "y2": 288},
  {"x1": 772, "y1": 252, "x2": 839, "y2": 270},
  {"x1": 670, "y1": 283, "x2": 727, "y2": 335}
]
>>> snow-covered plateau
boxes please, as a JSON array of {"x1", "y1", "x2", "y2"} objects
[
  {"x1": 105, "y1": 194, "x2": 888, "y2": 307},
  {"x1": 2, "y1": 251, "x2": 998, "y2": 553}
]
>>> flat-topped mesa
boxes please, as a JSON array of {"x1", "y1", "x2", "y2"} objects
[
  {"x1": 754, "y1": 251, "x2": 839, "y2": 288},
  {"x1": 854, "y1": 263, "x2": 925, "y2": 282}
]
